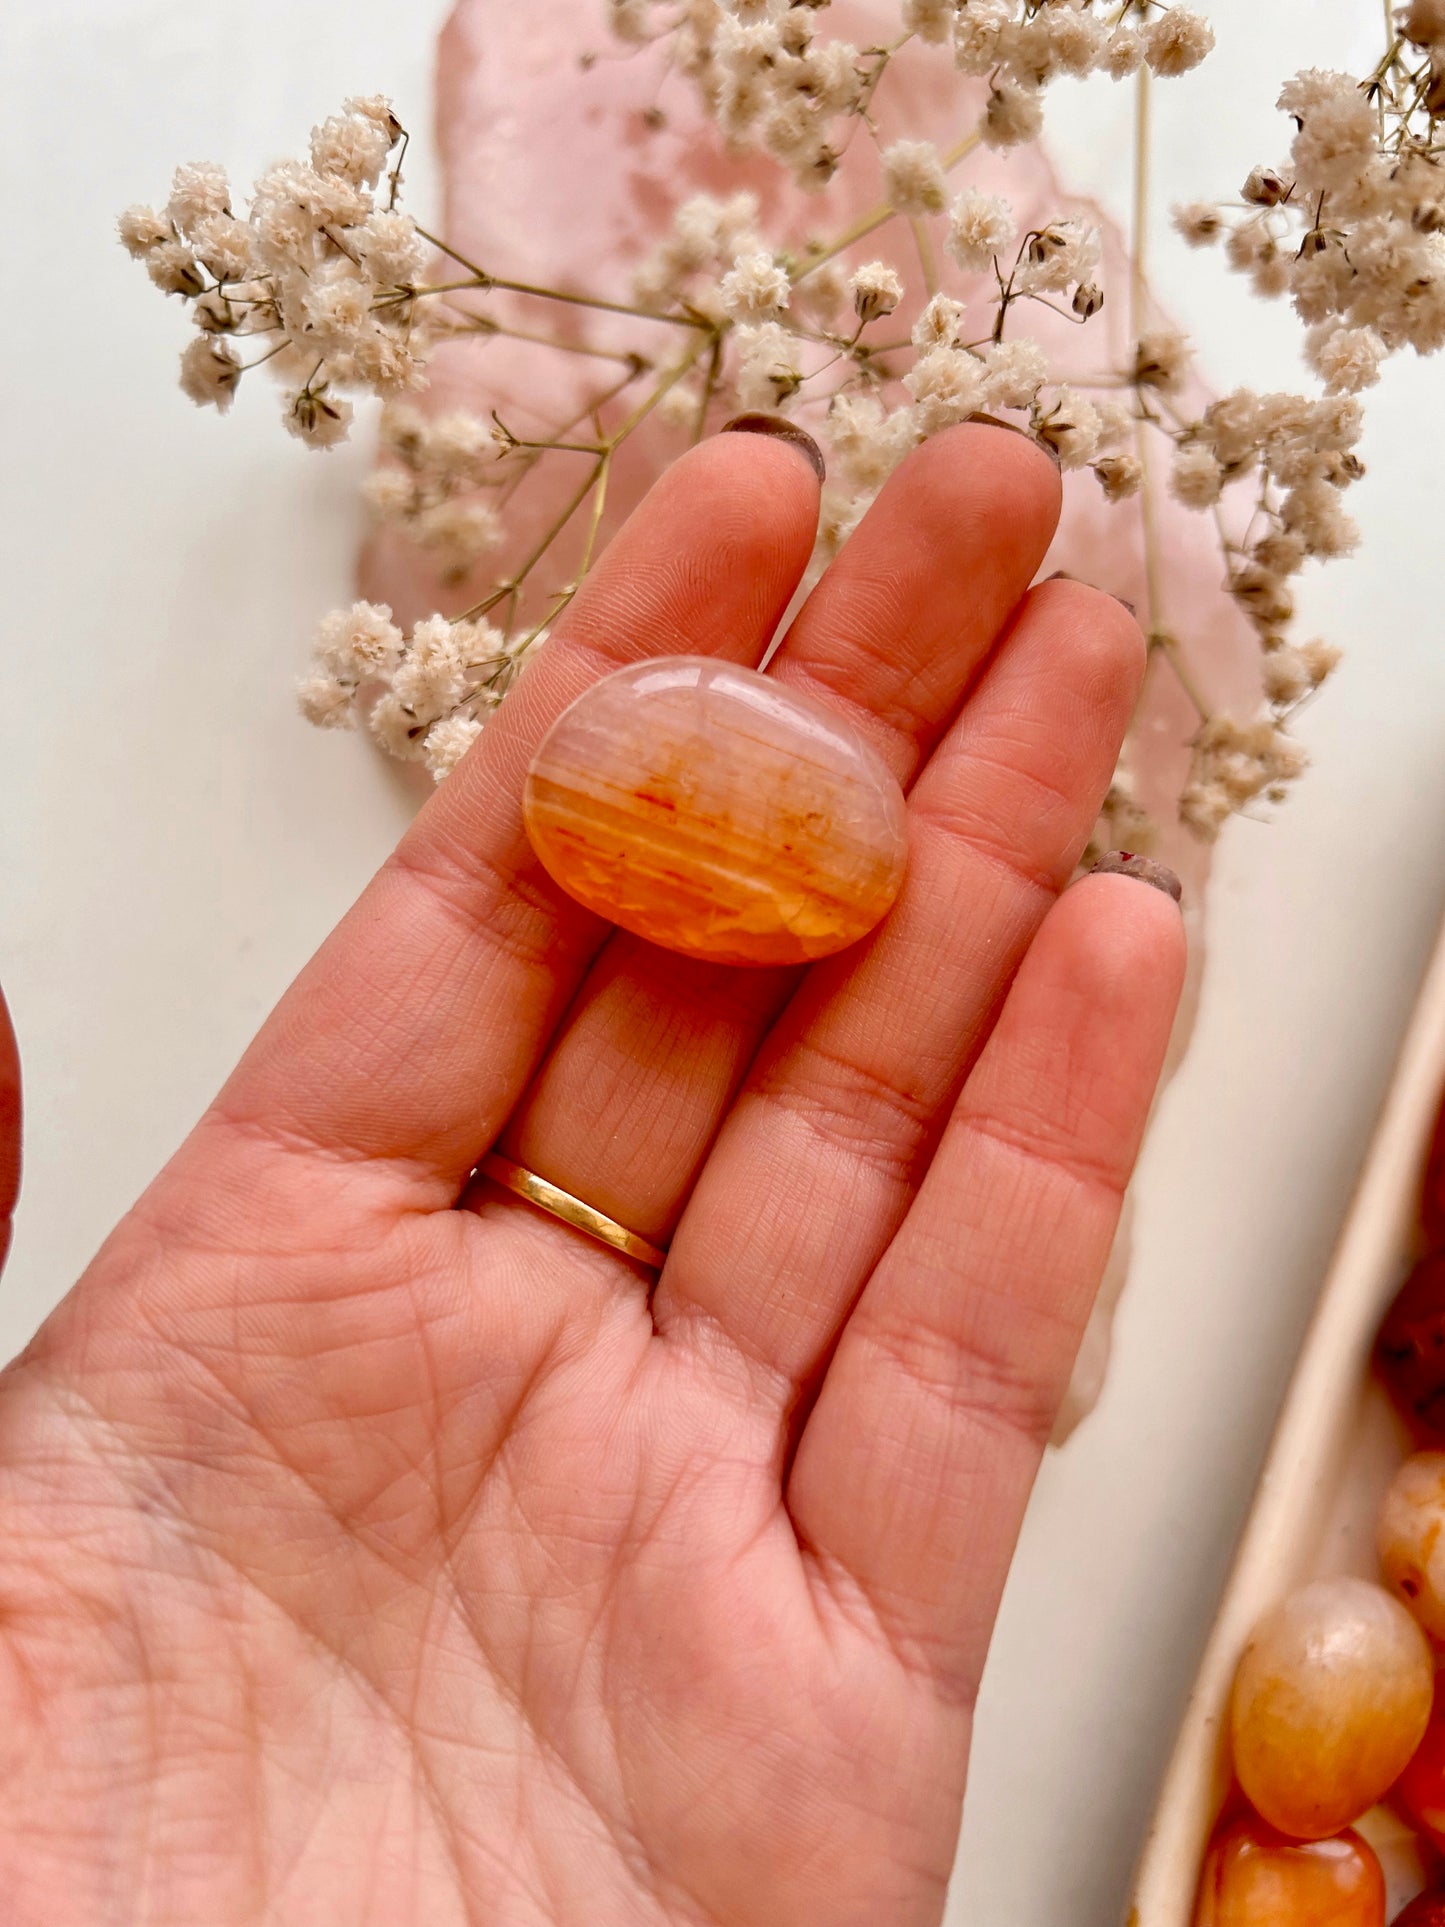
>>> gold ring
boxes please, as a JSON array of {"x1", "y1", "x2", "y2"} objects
[{"x1": 477, "y1": 1153, "x2": 669, "y2": 1271}]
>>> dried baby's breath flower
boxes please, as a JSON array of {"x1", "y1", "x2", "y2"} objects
[
  {"x1": 285, "y1": 388, "x2": 354, "y2": 449},
  {"x1": 118, "y1": 205, "x2": 173, "y2": 258},
  {"x1": 124, "y1": 98, "x2": 410, "y2": 452},
  {"x1": 825, "y1": 393, "x2": 920, "y2": 488},
  {"x1": 980, "y1": 336, "x2": 1050, "y2": 411},
  {"x1": 946, "y1": 191, "x2": 1016, "y2": 271},
  {"x1": 848, "y1": 261, "x2": 903, "y2": 324},
  {"x1": 904, "y1": 346, "x2": 988, "y2": 434},
  {"x1": 815, "y1": 486, "x2": 873, "y2": 563},
  {"x1": 881, "y1": 140, "x2": 950, "y2": 217},
  {"x1": 316, "y1": 602, "x2": 406, "y2": 681},
  {"x1": 1093, "y1": 452, "x2": 1144, "y2": 501},
  {"x1": 296, "y1": 674, "x2": 357, "y2": 728},
  {"x1": 733, "y1": 321, "x2": 802, "y2": 410},
  {"x1": 953, "y1": 0, "x2": 1014, "y2": 77},
  {"x1": 178, "y1": 334, "x2": 242, "y2": 412},
  {"x1": 1035, "y1": 386, "x2": 1102, "y2": 468},
  {"x1": 1170, "y1": 442, "x2": 1225, "y2": 508},
  {"x1": 719, "y1": 251, "x2": 792, "y2": 320},
  {"x1": 911, "y1": 291, "x2": 965, "y2": 350},
  {"x1": 1308, "y1": 323, "x2": 1387, "y2": 395},
  {"x1": 168, "y1": 162, "x2": 231, "y2": 235},
  {"x1": 1101, "y1": 28, "x2": 1144, "y2": 81},
  {"x1": 1141, "y1": 9, "x2": 1214, "y2": 78},
  {"x1": 1401, "y1": 0, "x2": 1445, "y2": 46},
  {"x1": 1016, "y1": 217, "x2": 1099, "y2": 295},
  {"x1": 424, "y1": 712, "x2": 484, "y2": 781},
  {"x1": 413, "y1": 498, "x2": 505, "y2": 573},
  {"x1": 1172, "y1": 201, "x2": 1223, "y2": 246},
  {"x1": 1261, "y1": 644, "x2": 1314, "y2": 705},
  {"x1": 355, "y1": 211, "x2": 426, "y2": 286},
  {"x1": 902, "y1": 0, "x2": 954, "y2": 44},
  {"x1": 1133, "y1": 329, "x2": 1189, "y2": 392},
  {"x1": 191, "y1": 214, "x2": 257, "y2": 282},
  {"x1": 311, "y1": 112, "x2": 393, "y2": 188},
  {"x1": 391, "y1": 615, "x2": 470, "y2": 723},
  {"x1": 369, "y1": 692, "x2": 429, "y2": 762},
  {"x1": 983, "y1": 80, "x2": 1045, "y2": 150},
  {"x1": 1182, "y1": 714, "x2": 1308, "y2": 838},
  {"x1": 146, "y1": 240, "x2": 205, "y2": 297},
  {"x1": 364, "y1": 467, "x2": 416, "y2": 519}
]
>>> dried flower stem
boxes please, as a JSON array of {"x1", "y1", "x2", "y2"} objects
[
  {"x1": 1130, "y1": 68, "x2": 1167, "y2": 647},
  {"x1": 458, "y1": 458, "x2": 607, "y2": 624},
  {"x1": 456, "y1": 336, "x2": 708, "y2": 628},
  {"x1": 415, "y1": 225, "x2": 711, "y2": 329}
]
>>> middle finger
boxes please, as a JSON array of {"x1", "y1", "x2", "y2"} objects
[{"x1": 478, "y1": 423, "x2": 1061, "y2": 1251}]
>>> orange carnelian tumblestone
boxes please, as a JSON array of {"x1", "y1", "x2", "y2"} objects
[
  {"x1": 523, "y1": 658, "x2": 909, "y2": 966},
  {"x1": 1396, "y1": 1896, "x2": 1445, "y2": 1926},
  {"x1": 1194, "y1": 1815, "x2": 1385, "y2": 1926},
  {"x1": 1375, "y1": 1255, "x2": 1445, "y2": 1445},
  {"x1": 1229, "y1": 1577, "x2": 1433, "y2": 1839},
  {"x1": 1396, "y1": 1676, "x2": 1445, "y2": 1850},
  {"x1": 1423, "y1": 1085, "x2": 1445, "y2": 1248}
]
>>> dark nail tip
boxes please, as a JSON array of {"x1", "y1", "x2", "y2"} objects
[
  {"x1": 720, "y1": 413, "x2": 826, "y2": 483},
  {"x1": 1088, "y1": 850, "x2": 1184, "y2": 904},
  {"x1": 1044, "y1": 570, "x2": 1136, "y2": 618},
  {"x1": 963, "y1": 412, "x2": 1061, "y2": 466}
]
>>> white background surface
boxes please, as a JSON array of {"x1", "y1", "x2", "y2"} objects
[{"x1": 3, "y1": 3, "x2": 1444, "y2": 1923}]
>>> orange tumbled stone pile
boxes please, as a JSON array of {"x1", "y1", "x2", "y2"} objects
[{"x1": 523, "y1": 657, "x2": 909, "y2": 966}]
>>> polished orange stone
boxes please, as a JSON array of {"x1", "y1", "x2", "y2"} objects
[
  {"x1": 1194, "y1": 1815, "x2": 1385, "y2": 1927},
  {"x1": 523, "y1": 657, "x2": 908, "y2": 966},
  {"x1": 1228, "y1": 1577, "x2": 1433, "y2": 1840},
  {"x1": 1395, "y1": 1674, "x2": 1445, "y2": 1850}
]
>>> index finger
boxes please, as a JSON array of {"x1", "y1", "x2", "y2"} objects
[{"x1": 206, "y1": 428, "x2": 823, "y2": 1194}]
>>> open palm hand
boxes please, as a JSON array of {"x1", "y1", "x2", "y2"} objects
[{"x1": 0, "y1": 422, "x2": 1183, "y2": 1926}]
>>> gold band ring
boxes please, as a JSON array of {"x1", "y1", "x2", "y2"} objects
[{"x1": 477, "y1": 1153, "x2": 669, "y2": 1271}]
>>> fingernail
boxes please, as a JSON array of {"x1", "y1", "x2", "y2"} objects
[
  {"x1": 1088, "y1": 850, "x2": 1183, "y2": 903},
  {"x1": 721, "y1": 413, "x2": 826, "y2": 483},
  {"x1": 1044, "y1": 569, "x2": 1137, "y2": 617},
  {"x1": 964, "y1": 411, "x2": 1061, "y2": 466}
]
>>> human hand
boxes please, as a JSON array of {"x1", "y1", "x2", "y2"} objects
[{"x1": 0, "y1": 421, "x2": 1184, "y2": 1925}]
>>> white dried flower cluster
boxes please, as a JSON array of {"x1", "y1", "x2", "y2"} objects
[
  {"x1": 946, "y1": 190, "x2": 1017, "y2": 271},
  {"x1": 123, "y1": 10, "x2": 1439, "y2": 845},
  {"x1": 632, "y1": 192, "x2": 768, "y2": 314},
  {"x1": 298, "y1": 600, "x2": 545, "y2": 780},
  {"x1": 120, "y1": 97, "x2": 423, "y2": 447},
  {"x1": 616, "y1": 0, "x2": 1213, "y2": 183},
  {"x1": 1151, "y1": 35, "x2": 1445, "y2": 835},
  {"x1": 719, "y1": 250, "x2": 792, "y2": 320},
  {"x1": 1179, "y1": 61, "x2": 1445, "y2": 384},
  {"x1": 1161, "y1": 385, "x2": 1363, "y2": 833},
  {"x1": 1180, "y1": 715, "x2": 1311, "y2": 840},
  {"x1": 365, "y1": 404, "x2": 506, "y2": 579}
]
